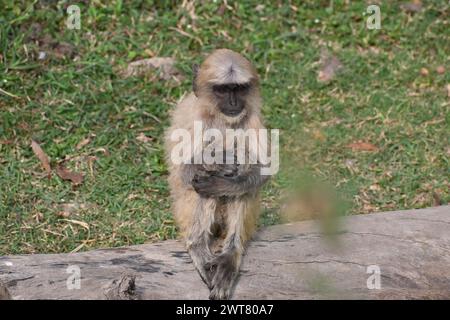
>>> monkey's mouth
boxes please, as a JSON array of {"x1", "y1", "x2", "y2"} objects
[
  {"x1": 220, "y1": 106, "x2": 245, "y2": 117},
  {"x1": 223, "y1": 109, "x2": 242, "y2": 117}
]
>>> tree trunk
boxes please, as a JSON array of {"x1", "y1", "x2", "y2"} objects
[{"x1": 1, "y1": 206, "x2": 449, "y2": 299}]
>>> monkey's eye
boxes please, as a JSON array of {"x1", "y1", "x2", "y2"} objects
[
  {"x1": 237, "y1": 83, "x2": 250, "y2": 93},
  {"x1": 212, "y1": 85, "x2": 229, "y2": 95}
]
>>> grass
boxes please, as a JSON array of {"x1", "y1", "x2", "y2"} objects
[{"x1": 0, "y1": 1, "x2": 449, "y2": 255}]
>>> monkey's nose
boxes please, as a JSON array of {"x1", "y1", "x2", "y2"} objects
[{"x1": 229, "y1": 92, "x2": 237, "y2": 107}]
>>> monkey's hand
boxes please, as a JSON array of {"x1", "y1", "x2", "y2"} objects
[
  {"x1": 182, "y1": 160, "x2": 239, "y2": 189},
  {"x1": 192, "y1": 165, "x2": 269, "y2": 198},
  {"x1": 192, "y1": 173, "x2": 239, "y2": 198}
]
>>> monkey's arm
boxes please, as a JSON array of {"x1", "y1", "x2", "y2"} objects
[
  {"x1": 181, "y1": 162, "x2": 237, "y2": 186},
  {"x1": 190, "y1": 164, "x2": 270, "y2": 198},
  {"x1": 181, "y1": 152, "x2": 239, "y2": 187}
]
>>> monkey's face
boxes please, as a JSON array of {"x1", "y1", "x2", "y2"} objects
[{"x1": 212, "y1": 83, "x2": 250, "y2": 117}]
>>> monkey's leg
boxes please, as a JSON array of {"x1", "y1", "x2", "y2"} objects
[
  {"x1": 207, "y1": 200, "x2": 247, "y2": 300},
  {"x1": 186, "y1": 198, "x2": 217, "y2": 289}
]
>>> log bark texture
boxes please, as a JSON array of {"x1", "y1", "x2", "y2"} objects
[{"x1": 1, "y1": 206, "x2": 449, "y2": 299}]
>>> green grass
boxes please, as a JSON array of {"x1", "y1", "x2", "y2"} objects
[{"x1": 0, "y1": 1, "x2": 449, "y2": 254}]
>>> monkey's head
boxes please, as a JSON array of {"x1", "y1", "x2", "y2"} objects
[{"x1": 193, "y1": 49, "x2": 261, "y2": 124}]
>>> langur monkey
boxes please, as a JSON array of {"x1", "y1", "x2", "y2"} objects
[{"x1": 165, "y1": 49, "x2": 269, "y2": 299}]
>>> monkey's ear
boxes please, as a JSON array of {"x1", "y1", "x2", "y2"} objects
[{"x1": 192, "y1": 63, "x2": 199, "y2": 96}]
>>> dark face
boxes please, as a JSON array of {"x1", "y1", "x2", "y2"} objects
[{"x1": 212, "y1": 83, "x2": 250, "y2": 117}]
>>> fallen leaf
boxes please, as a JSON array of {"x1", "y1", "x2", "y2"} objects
[
  {"x1": 357, "y1": 46, "x2": 381, "y2": 56},
  {"x1": 362, "y1": 203, "x2": 378, "y2": 213},
  {"x1": 33, "y1": 212, "x2": 44, "y2": 222},
  {"x1": 76, "y1": 137, "x2": 90, "y2": 150},
  {"x1": 56, "y1": 163, "x2": 83, "y2": 186},
  {"x1": 312, "y1": 129, "x2": 326, "y2": 142},
  {"x1": 169, "y1": 27, "x2": 203, "y2": 46},
  {"x1": 369, "y1": 46, "x2": 381, "y2": 55},
  {"x1": 126, "y1": 193, "x2": 139, "y2": 201},
  {"x1": 255, "y1": 4, "x2": 265, "y2": 12},
  {"x1": 181, "y1": 0, "x2": 197, "y2": 21},
  {"x1": 87, "y1": 156, "x2": 97, "y2": 177},
  {"x1": 95, "y1": 147, "x2": 110, "y2": 156},
  {"x1": 436, "y1": 65, "x2": 445, "y2": 74},
  {"x1": 56, "y1": 210, "x2": 71, "y2": 218},
  {"x1": 137, "y1": 126, "x2": 155, "y2": 132},
  {"x1": 320, "y1": 118, "x2": 342, "y2": 127},
  {"x1": 136, "y1": 132, "x2": 153, "y2": 143},
  {"x1": 344, "y1": 159, "x2": 359, "y2": 174},
  {"x1": 317, "y1": 49, "x2": 343, "y2": 83},
  {"x1": 217, "y1": 3, "x2": 226, "y2": 15},
  {"x1": 346, "y1": 142, "x2": 379, "y2": 152},
  {"x1": 400, "y1": 1, "x2": 422, "y2": 13},
  {"x1": 18, "y1": 122, "x2": 30, "y2": 131},
  {"x1": 0, "y1": 139, "x2": 13, "y2": 145},
  {"x1": 412, "y1": 192, "x2": 428, "y2": 206},
  {"x1": 71, "y1": 241, "x2": 88, "y2": 253},
  {"x1": 31, "y1": 140, "x2": 52, "y2": 177},
  {"x1": 420, "y1": 67, "x2": 429, "y2": 76},
  {"x1": 123, "y1": 57, "x2": 183, "y2": 80},
  {"x1": 60, "y1": 219, "x2": 89, "y2": 230}
]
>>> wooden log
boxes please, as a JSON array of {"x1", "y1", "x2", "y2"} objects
[{"x1": 0, "y1": 206, "x2": 449, "y2": 299}]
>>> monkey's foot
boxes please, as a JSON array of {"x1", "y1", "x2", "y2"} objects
[
  {"x1": 188, "y1": 247, "x2": 215, "y2": 289},
  {"x1": 205, "y1": 252, "x2": 238, "y2": 300}
]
